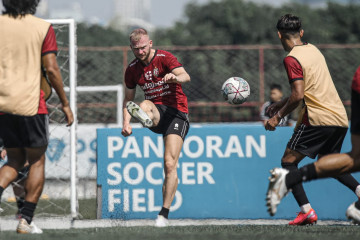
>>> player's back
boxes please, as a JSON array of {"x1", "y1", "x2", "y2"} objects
[
  {"x1": 0, "y1": 14, "x2": 50, "y2": 116},
  {"x1": 288, "y1": 43, "x2": 348, "y2": 128}
]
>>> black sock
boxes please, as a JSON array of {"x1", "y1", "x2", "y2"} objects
[
  {"x1": 335, "y1": 174, "x2": 359, "y2": 192},
  {"x1": 16, "y1": 197, "x2": 25, "y2": 212},
  {"x1": 20, "y1": 201, "x2": 37, "y2": 224},
  {"x1": 282, "y1": 162, "x2": 310, "y2": 207},
  {"x1": 299, "y1": 163, "x2": 318, "y2": 182},
  {"x1": 355, "y1": 200, "x2": 360, "y2": 210},
  {"x1": 0, "y1": 186, "x2": 4, "y2": 203},
  {"x1": 159, "y1": 207, "x2": 169, "y2": 219}
]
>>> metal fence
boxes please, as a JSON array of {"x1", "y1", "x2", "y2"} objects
[{"x1": 76, "y1": 44, "x2": 360, "y2": 124}]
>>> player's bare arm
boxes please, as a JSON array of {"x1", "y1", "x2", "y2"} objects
[
  {"x1": 265, "y1": 80, "x2": 304, "y2": 131},
  {"x1": 163, "y1": 67, "x2": 190, "y2": 84},
  {"x1": 121, "y1": 86, "x2": 136, "y2": 137},
  {"x1": 266, "y1": 97, "x2": 289, "y2": 117},
  {"x1": 42, "y1": 53, "x2": 74, "y2": 126}
]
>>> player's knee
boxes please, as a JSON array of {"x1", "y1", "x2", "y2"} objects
[
  {"x1": 163, "y1": 158, "x2": 177, "y2": 175},
  {"x1": 281, "y1": 161, "x2": 298, "y2": 171}
]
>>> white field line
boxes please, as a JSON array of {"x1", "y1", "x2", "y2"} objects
[{"x1": 0, "y1": 218, "x2": 352, "y2": 231}]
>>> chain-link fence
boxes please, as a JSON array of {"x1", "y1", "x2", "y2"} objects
[{"x1": 77, "y1": 44, "x2": 360, "y2": 124}]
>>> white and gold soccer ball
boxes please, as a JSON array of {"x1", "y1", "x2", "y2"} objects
[{"x1": 221, "y1": 77, "x2": 250, "y2": 104}]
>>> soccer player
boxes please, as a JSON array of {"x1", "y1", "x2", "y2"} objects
[
  {"x1": 264, "y1": 14, "x2": 360, "y2": 225},
  {"x1": 122, "y1": 28, "x2": 190, "y2": 227},
  {"x1": 267, "y1": 64, "x2": 360, "y2": 224},
  {"x1": 260, "y1": 84, "x2": 292, "y2": 126},
  {"x1": 0, "y1": 0, "x2": 74, "y2": 234}
]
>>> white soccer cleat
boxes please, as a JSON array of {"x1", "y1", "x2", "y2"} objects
[
  {"x1": 0, "y1": 207, "x2": 3, "y2": 213},
  {"x1": 16, "y1": 218, "x2": 43, "y2": 234},
  {"x1": 346, "y1": 202, "x2": 360, "y2": 224},
  {"x1": 155, "y1": 215, "x2": 169, "y2": 227},
  {"x1": 266, "y1": 168, "x2": 290, "y2": 216},
  {"x1": 126, "y1": 101, "x2": 153, "y2": 128},
  {"x1": 30, "y1": 221, "x2": 43, "y2": 234}
]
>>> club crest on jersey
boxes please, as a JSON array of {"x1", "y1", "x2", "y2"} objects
[
  {"x1": 153, "y1": 67, "x2": 159, "y2": 77},
  {"x1": 144, "y1": 71, "x2": 152, "y2": 81}
]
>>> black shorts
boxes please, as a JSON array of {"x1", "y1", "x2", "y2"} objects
[
  {"x1": 351, "y1": 90, "x2": 360, "y2": 134},
  {"x1": 149, "y1": 104, "x2": 190, "y2": 140},
  {"x1": 287, "y1": 124, "x2": 348, "y2": 159},
  {"x1": 0, "y1": 114, "x2": 49, "y2": 148}
]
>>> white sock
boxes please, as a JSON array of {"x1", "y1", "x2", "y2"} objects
[
  {"x1": 355, "y1": 185, "x2": 360, "y2": 198},
  {"x1": 300, "y1": 203, "x2": 312, "y2": 213}
]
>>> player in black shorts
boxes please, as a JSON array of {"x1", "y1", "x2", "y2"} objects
[
  {"x1": 0, "y1": 0, "x2": 74, "y2": 234},
  {"x1": 122, "y1": 28, "x2": 190, "y2": 227},
  {"x1": 267, "y1": 65, "x2": 360, "y2": 224},
  {"x1": 265, "y1": 14, "x2": 360, "y2": 225}
]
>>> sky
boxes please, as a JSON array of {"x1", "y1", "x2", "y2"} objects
[
  {"x1": 0, "y1": 0, "x2": 289, "y2": 28},
  {"x1": 0, "y1": 0, "x2": 356, "y2": 28}
]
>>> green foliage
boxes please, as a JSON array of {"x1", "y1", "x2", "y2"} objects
[
  {"x1": 153, "y1": 0, "x2": 360, "y2": 45},
  {"x1": 77, "y1": 23, "x2": 128, "y2": 46}
]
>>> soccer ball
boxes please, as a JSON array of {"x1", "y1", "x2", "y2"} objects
[{"x1": 221, "y1": 77, "x2": 250, "y2": 104}]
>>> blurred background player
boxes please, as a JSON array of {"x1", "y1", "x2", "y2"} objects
[
  {"x1": 264, "y1": 14, "x2": 360, "y2": 225},
  {"x1": 0, "y1": 0, "x2": 74, "y2": 234},
  {"x1": 260, "y1": 84, "x2": 292, "y2": 126},
  {"x1": 0, "y1": 138, "x2": 42, "y2": 233},
  {"x1": 121, "y1": 28, "x2": 190, "y2": 227},
  {"x1": 267, "y1": 64, "x2": 360, "y2": 224}
]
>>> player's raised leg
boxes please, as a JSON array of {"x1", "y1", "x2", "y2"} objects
[
  {"x1": 155, "y1": 134, "x2": 183, "y2": 227},
  {"x1": 126, "y1": 100, "x2": 156, "y2": 128}
]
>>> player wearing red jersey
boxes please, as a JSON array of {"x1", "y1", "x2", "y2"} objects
[
  {"x1": 267, "y1": 64, "x2": 360, "y2": 224},
  {"x1": 264, "y1": 14, "x2": 360, "y2": 225},
  {"x1": 0, "y1": 0, "x2": 74, "y2": 234},
  {"x1": 122, "y1": 28, "x2": 191, "y2": 227}
]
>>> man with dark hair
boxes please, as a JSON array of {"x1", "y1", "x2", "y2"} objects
[
  {"x1": 122, "y1": 28, "x2": 190, "y2": 227},
  {"x1": 264, "y1": 14, "x2": 360, "y2": 225},
  {"x1": 267, "y1": 64, "x2": 360, "y2": 224},
  {"x1": 260, "y1": 83, "x2": 291, "y2": 126},
  {"x1": 0, "y1": 0, "x2": 74, "y2": 234}
]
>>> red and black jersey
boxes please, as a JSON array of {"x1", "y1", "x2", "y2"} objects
[
  {"x1": 352, "y1": 66, "x2": 360, "y2": 94},
  {"x1": 125, "y1": 49, "x2": 188, "y2": 113},
  {"x1": 283, "y1": 55, "x2": 310, "y2": 126},
  {"x1": 38, "y1": 25, "x2": 58, "y2": 114}
]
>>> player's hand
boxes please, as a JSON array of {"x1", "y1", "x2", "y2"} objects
[
  {"x1": 121, "y1": 123, "x2": 132, "y2": 137},
  {"x1": 0, "y1": 149, "x2": 7, "y2": 160},
  {"x1": 265, "y1": 114, "x2": 281, "y2": 131},
  {"x1": 163, "y1": 73, "x2": 178, "y2": 83},
  {"x1": 266, "y1": 102, "x2": 282, "y2": 118},
  {"x1": 62, "y1": 105, "x2": 74, "y2": 127}
]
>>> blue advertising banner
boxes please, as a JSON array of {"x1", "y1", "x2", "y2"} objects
[{"x1": 97, "y1": 124, "x2": 358, "y2": 220}]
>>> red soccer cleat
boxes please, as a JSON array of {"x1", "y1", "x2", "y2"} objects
[{"x1": 289, "y1": 208, "x2": 318, "y2": 225}]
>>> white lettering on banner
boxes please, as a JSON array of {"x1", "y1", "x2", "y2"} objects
[
  {"x1": 107, "y1": 162, "x2": 122, "y2": 185},
  {"x1": 123, "y1": 189, "x2": 130, "y2": 212},
  {"x1": 123, "y1": 162, "x2": 144, "y2": 185},
  {"x1": 224, "y1": 135, "x2": 244, "y2": 157},
  {"x1": 206, "y1": 136, "x2": 224, "y2": 158},
  {"x1": 108, "y1": 136, "x2": 123, "y2": 158},
  {"x1": 144, "y1": 136, "x2": 163, "y2": 158},
  {"x1": 145, "y1": 162, "x2": 163, "y2": 185},
  {"x1": 108, "y1": 189, "x2": 182, "y2": 212},
  {"x1": 182, "y1": 162, "x2": 195, "y2": 184},
  {"x1": 122, "y1": 137, "x2": 142, "y2": 158},
  {"x1": 133, "y1": 189, "x2": 146, "y2": 212},
  {"x1": 106, "y1": 134, "x2": 266, "y2": 159},
  {"x1": 183, "y1": 136, "x2": 204, "y2": 158},
  {"x1": 246, "y1": 135, "x2": 266, "y2": 158},
  {"x1": 148, "y1": 189, "x2": 161, "y2": 212},
  {"x1": 108, "y1": 189, "x2": 121, "y2": 212},
  {"x1": 107, "y1": 162, "x2": 215, "y2": 185},
  {"x1": 197, "y1": 162, "x2": 215, "y2": 184}
]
